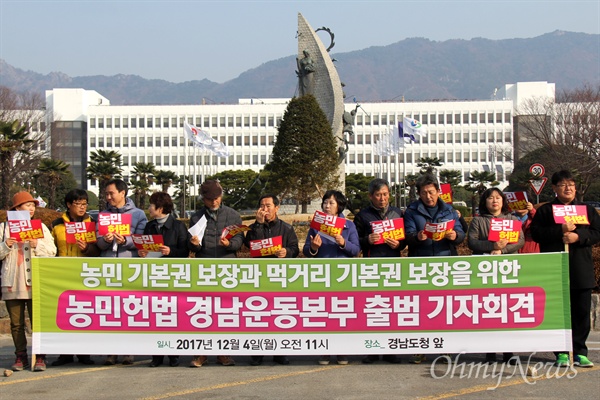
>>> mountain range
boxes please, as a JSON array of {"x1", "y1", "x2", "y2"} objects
[{"x1": 1, "y1": 30, "x2": 598, "y2": 105}]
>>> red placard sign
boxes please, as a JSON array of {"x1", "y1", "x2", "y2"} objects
[
  {"x1": 98, "y1": 213, "x2": 132, "y2": 236},
  {"x1": 439, "y1": 183, "x2": 453, "y2": 204},
  {"x1": 488, "y1": 218, "x2": 522, "y2": 243},
  {"x1": 310, "y1": 210, "x2": 346, "y2": 238},
  {"x1": 504, "y1": 192, "x2": 528, "y2": 211},
  {"x1": 370, "y1": 218, "x2": 405, "y2": 244},
  {"x1": 132, "y1": 234, "x2": 165, "y2": 251},
  {"x1": 65, "y1": 221, "x2": 97, "y2": 244},
  {"x1": 8, "y1": 219, "x2": 44, "y2": 241},
  {"x1": 221, "y1": 224, "x2": 250, "y2": 240},
  {"x1": 552, "y1": 205, "x2": 590, "y2": 225},
  {"x1": 424, "y1": 220, "x2": 456, "y2": 241},
  {"x1": 249, "y1": 236, "x2": 283, "y2": 257}
]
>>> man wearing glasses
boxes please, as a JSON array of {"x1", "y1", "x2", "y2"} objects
[
  {"x1": 531, "y1": 170, "x2": 600, "y2": 369},
  {"x1": 50, "y1": 188, "x2": 99, "y2": 366}
]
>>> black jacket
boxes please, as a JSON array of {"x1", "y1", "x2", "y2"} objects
[
  {"x1": 144, "y1": 214, "x2": 190, "y2": 258},
  {"x1": 354, "y1": 204, "x2": 406, "y2": 257},
  {"x1": 531, "y1": 199, "x2": 600, "y2": 289},
  {"x1": 244, "y1": 218, "x2": 299, "y2": 258}
]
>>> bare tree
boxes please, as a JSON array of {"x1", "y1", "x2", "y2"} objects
[{"x1": 515, "y1": 84, "x2": 600, "y2": 199}]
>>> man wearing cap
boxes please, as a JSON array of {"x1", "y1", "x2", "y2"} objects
[
  {"x1": 1, "y1": 191, "x2": 57, "y2": 372},
  {"x1": 187, "y1": 179, "x2": 245, "y2": 367},
  {"x1": 96, "y1": 178, "x2": 147, "y2": 366}
]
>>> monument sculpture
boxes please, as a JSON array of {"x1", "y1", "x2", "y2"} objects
[{"x1": 296, "y1": 13, "x2": 353, "y2": 187}]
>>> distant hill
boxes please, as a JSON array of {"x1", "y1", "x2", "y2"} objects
[{"x1": 1, "y1": 30, "x2": 598, "y2": 105}]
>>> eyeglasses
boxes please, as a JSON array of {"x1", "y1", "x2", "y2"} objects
[
  {"x1": 555, "y1": 184, "x2": 576, "y2": 189},
  {"x1": 71, "y1": 202, "x2": 88, "y2": 207}
]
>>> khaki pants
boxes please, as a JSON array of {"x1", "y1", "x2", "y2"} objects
[{"x1": 5, "y1": 299, "x2": 32, "y2": 354}]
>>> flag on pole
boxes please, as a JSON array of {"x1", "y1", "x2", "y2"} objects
[
  {"x1": 397, "y1": 122, "x2": 416, "y2": 143},
  {"x1": 403, "y1": 117, "x2": 427, "y2": 137},
  {"x1": 184, "y1": 121, "x2": 230, "y2": 158}
]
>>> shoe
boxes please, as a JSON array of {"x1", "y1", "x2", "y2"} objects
[
  {"x1": 168, "y1": 356, "x2": 180, "y2": 367},
  {"x1": 382, "y1": 355, "x2": 401, "y2": 364},
  {"x1": 149, "y1": 356, "x2": 163, "y2": 367},
  {"x1": 189, "y1": 356, "x2": 208, "y2": 368},
  {"x1": 555, "y1": 353, "x2": 570, "y2": 367},
  {"x1": 362, "y1": 355, "x2": 379, "y2": 364},
  {"x1": 409, "y1": 354, "x2": 426, "y2": 364},
  {"x1": 121, "y1": 355, "x2": 134, "y2": 365},
  {"x1": 574, "y1": 355, "x2": 594, "y2": 368},
  {"x1": 485, "y1": 353, "x2": 497, "y2": 363},
  {"x1": 11, "y1": 352, "x2": 29, "y2": 371},
  {"x1": 216, "y1": 356, "x2": 235, "y2": 366},
  {"x1": 336, "y1": 356, "x2": 348, "y2": 365},
  {"x1": 52, "y1": 355, "x2": 74, "y2": 367},
  {"x1": 318, "y1": 355, "x2": 330, "y2": 365},
  {"x1": 249, "y1": 356, "x2": 263, "y2": 366},
  {"x1": 503, "y1": 353, "x2": 517, "y2": 365},
  {"x1": 273, "y1": 356, "x2": 289, "y2": 365},
  {"x1": 104, "y1": 355, "x2": 117, "y2": 365},
  {"x1": 78, "y1": 355, "x2": 95, "y2": 365},
  {"x1": 440, "y1": 354, "x2": 453, "y2": 364},
  {"x1": 34, "y1": 357, "x2": 47, "y2": 372}
]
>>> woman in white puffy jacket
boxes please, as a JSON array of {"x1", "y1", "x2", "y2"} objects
[{"x1": 1, "y1": 191, "x2": 57, "y2": 372}]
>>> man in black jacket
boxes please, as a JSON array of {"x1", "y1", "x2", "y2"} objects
[
  {"x1": 354, "y1": 178, "x2": 405, "y2": 364},
  {"x1": 244, "y1": 194, "x2": 299, "y2": 365},
  {"x1": 531, "y1": 170, "x2": 600, "y2": 368}
]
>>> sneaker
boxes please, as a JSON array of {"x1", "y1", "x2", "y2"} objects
[
  {"x1": 34, "y1": 357, "x2": 47, "y2": 372},
  {"x1": 318, "y1": 355, "x2": 330, "y2": 365},
  {"x1": 121, "y1": 355, "x2": 134, "y2": 365},
  {"x1": 574, "y1": 355, "x2": 594, "y2": 368},
  {"x1": 11, "y1": 352, "x2": 29, "y2": 371},
  {"x1": 361, "y1": 355, "x2": 379, "y2": 364},
  {"x1": 409, "y1": 354, "x2": 426, "y2": 364},
  {"x1": 336, "y1": 356, "x2": 348, "y2": 365},
  {"x1": 77, "y1": 355, "x2": 95, "y2": 365},
  {"x1": 555, "y1": 353, "x2": 570, "y2": 367},
  {"x1": 216, "y1": 356, "x2": 235, "y2": 366},
  {"x1": 189, "y1": 356, "x2": 208, "y2": 368},
  {"x1": 104, "y1": 355, "x2": 117, "y2": 365}
]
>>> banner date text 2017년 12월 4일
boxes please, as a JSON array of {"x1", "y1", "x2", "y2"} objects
[{"x1": 32, "y1": 253, "x2": 571, "y2": 356}]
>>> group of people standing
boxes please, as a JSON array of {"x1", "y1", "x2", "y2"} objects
[{"x1": 1, "y1": 169, "x2": 598, "y2": 372}]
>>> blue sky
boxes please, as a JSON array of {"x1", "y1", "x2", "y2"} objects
[{"x1": 1, "y1": 0, "x2": 599, "y2": 83}]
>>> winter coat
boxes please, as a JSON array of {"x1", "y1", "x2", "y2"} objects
[
  {"x1": 189, "y1": 205, "x2": 244, "y2": 258},
  {"x1": 516, "y1": 208, "x2": 540, "y2": 254},
  {"x1": 96, "y1": 198, "x2": 147, "y2": 257},
  {"x1": 144, "y1": 214, "x2": 190, "y2": 258},
  {"x1": 0, "y1": 221, "x2": 57, "y2": 300},
  {"x1": 302, "y1": 213, "x2": 360, "y2": 258},
  {"x1": 531, "y1": 199, "x2": 600, "y2": 289},
  {"x1": 467, "y1": 212, "x2": 525, "y2": 255},
  {"x1": 51, "y1": 212, "x2": 100, "y2": 257},
  {"x1": 245, "y1": 217, "x2": 299, "y2": 258},
  {"x1": 354, "y1": 204, "x2": 406, "y2": 258},
  {"x1": 404, "y1": 199, "x2": 465, "y2": 257}
]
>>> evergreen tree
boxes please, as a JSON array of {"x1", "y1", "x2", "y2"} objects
[{"x1": 266, "y1": 95, "x2": 339, "y2": 213}]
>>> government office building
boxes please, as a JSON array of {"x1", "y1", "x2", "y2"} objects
[{"x1": 45, "y1": 81, "x2": 555, "y2": 198}]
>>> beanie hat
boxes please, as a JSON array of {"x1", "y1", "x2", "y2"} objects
[{"x1": 200, "y1": 180, "x2": 223, "y2": 200}]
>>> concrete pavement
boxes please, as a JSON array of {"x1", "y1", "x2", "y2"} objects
[{"x1": 0, "y1": 333, "x2": 598, "y2": 399}]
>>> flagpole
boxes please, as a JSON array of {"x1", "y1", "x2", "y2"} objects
[
  {"x1": 193, "y1": 145, "x2": 197, "y2": 211},
  {"x1": 183, "y1": 127, "x2": 187, "y2": 216}
]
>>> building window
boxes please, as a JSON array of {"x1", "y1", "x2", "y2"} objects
[
  {"x1": 463, "y1": 113, "x2": 469, "y2": 124},
  {"x1": 106, "y1": 118, "x2": 112, "y2": 129},
  {"x1": 438, "y1": 114, "x2": 444, "y2": 124},
  {"x1": 146, "y1": 118, "x2": 152, "y2": 128},
  {"x1": 123, "y1": 137, "x2": 129, "y2": 147},
  {"x1": 138, "y1": 118, "x2": 145, "y2": 128},
  {"x1": 98, "y1": 138, "x2": 104, "y2": 147},
  {"x1": 421, "y1": 115, "x2": 428, "y2": 124},
  {"x1": 115, "y1": 137, "x2": 120, "y2": 147},
  {"x1": 147, "y1": 138, "x2": 152, "y2": 147},
  {"x1": 98, "y1": 118, "x2": 104, "y2": 129},
  {"x1": 171, "y1": 156, "x2": 177, "y2": 166},
  {"x1": 107, "y1": 137, "x2": 112, "y2": 147},
  {"x1": 90, "y1": 137, "x2": 96, "y2": 147},
  {"x1": 171, "y1": 137, "x2": 177, "y2": 146},
  {"x1": 122, "y1": 118, "x2": 128, "y2": 128},
  {"x1": 163, "y1": 118, "x2": 169, "y2": 128},
  {"x1": 139, "y1": 138, "x2": 144, "y2": 147},
  {"x1": 488, "y1": 113, "x2": 494, "y2": 124},
  {"x1": 163, "y1": 137, "x2": 169, "y2": 147},
  {"x1": 131, "y1": 118, "x2": 137, "y2": 128},
  {"x1": 479, "y1": 113, "x2": 486, "y2": 124},
  {"x1": 123, "y1": 156, "x2": 129, "y2": 166}
]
